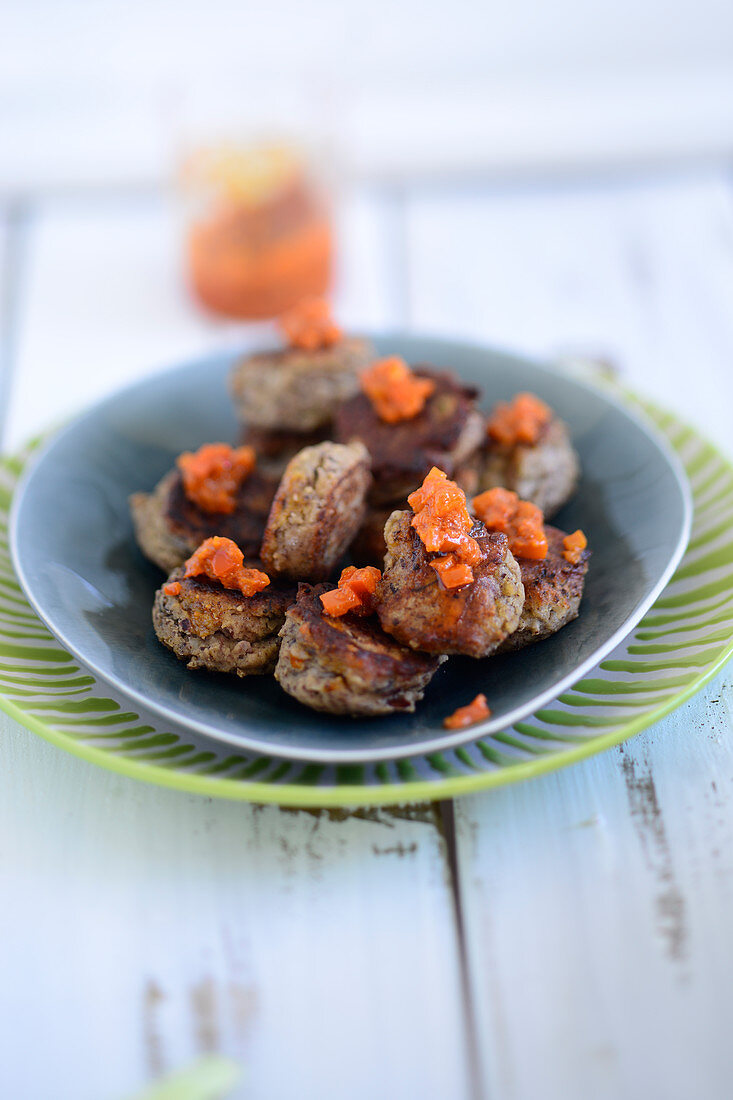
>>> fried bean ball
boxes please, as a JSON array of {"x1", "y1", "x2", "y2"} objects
[
  {"x1": 376, "y1": 510, "x2": 525, "y2": 658},
  {"x1": 498, "y1": 525, "x2": 590, "y2": 652},
  {"x1": 275, "y1": 583, "x2": 445, "y2": 715},
  {"x1": 229, "y1": 337, "x2": 374, "y2": 433},
  {"x1": 260, "y1": 441, "x2": 371, "y2": 581},
  {"x1": 153, "y1": 568, "x2": 294, "y2": 676},
  {"x1": 130, "y1": 467, "x2": 277, "y2": 573},
  {"x1": 335, "y1": 368, "x2": 484, "y2": 505},
  {"x1": 479, "y1": 416, "x2": 580, "y2": 518}
]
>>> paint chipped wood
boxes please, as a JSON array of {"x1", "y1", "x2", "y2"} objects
[{"x1": 408, "y1": 174, "x2": 733, "y2": 1099}]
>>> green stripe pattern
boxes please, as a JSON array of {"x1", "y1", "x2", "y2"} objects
[{"x1": 0, "y1": 398, "x2": 732, "y2": 806}]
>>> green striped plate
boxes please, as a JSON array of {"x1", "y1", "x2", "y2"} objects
[{"x1": 1, "y1": 397, "x2": 731, "y2": 807}]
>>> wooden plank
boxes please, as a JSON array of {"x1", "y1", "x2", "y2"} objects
[
  {"x1": 455, "y1": 671, "x2": 733, "y2": 1100},
  {"x1": 0, "y1": 725, "x2": 471, "y2": 1100},
  {"x1": 5, "y1": 194, "x2": 213, "y2": 451},
  {"x1": 0, "y1": 189, "x2": 471, "y2": 1099},
  {"x1": 406, "y1": 170, "x2": 733, "y2": 1099}
]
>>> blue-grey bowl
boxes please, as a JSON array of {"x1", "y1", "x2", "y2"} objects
[{"x1": 10, "y1": 335, "x2": 692, "y2": 763}]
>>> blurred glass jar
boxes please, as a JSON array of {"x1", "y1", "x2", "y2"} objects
[{"x1": 182, "y1": 142, "x2": 333, "y2": 319}]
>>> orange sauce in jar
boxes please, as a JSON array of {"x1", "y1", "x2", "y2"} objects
[{"x1": 185, "y1": 144, "x2": 332, "y2": 320}]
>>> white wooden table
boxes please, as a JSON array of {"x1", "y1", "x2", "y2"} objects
[{"x1": 1, "y1": 168, "x2": 732, "y2": 1100}]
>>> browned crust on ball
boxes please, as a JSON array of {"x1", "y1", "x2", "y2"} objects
[
  {"x1": 152, "y1": 569, "x2": 294, "y2": 676},
  {"x1": 239, "y1": 424, "x2": 331, "y2": 478},
  {"x1": 229, "y1": 337, "x2": 374, "y2": 432},
  {"x1": 376, "y1": 510, "x2": 525, "y2": 658},
  {"x1": 274, "y1": 583, "x2": 444, "y2": 715},
  {"x1": 498, "y1": 525, "x2": 590, "y2": 652},
  {"x1": 130, "y1": 479, "x2": 192, "y2": 574},
  {"x1": 261, "y1": 441, "x2": 372, "y2": 581},
  {"x1": 130, "y1": 468, "x2": 276, "y2": 572},
  {"x1": 335, "y1": 367, "x2": 485, "y2": 504}
]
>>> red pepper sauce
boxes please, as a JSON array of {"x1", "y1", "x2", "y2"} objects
[
  {"x1": 487, "y1": 392, "x2": 551, "y2": 447},
  {"x1": 176, "y1": 443, "x2": 255, "y2": 515},
  {"x1": 472, "y1": 487, "x2": 548, "y2": 560},
  {"x1": 320, "y1": 566, "x2": 382, "y2": 617},
  {"x1": 183, "y1": 536, "x2": 270, "y2": 596},
  {"x1": 443, "y1": 694, "x2": 491, "y2": 729},
  {"x1": 360, "y1": 357, "x2": 436, "y2": 424},
  {"x1": 408, "y1": 467, "x2": 481, "y2": 589},
  {"x1": 562, "y1": 529, "x2": 587, "y2": 563}
]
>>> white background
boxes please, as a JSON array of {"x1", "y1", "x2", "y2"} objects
[{"x1": 2, "y1": 0, "x2": 733, "y2": 189}]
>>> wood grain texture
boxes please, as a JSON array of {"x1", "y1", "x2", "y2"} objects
[
  {"x1": 0, "y1": 190, "x2": 472, "y2": 1100},
  {"x1": 404, "y1": 170, "x2": 733, "y2": 1099},
  {"x1": 454, "y1": 672, "x2": 733, "y2": 1100},
  {"x1": 0, "y1": 723, "x2": 470, "y2": 1100}
]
